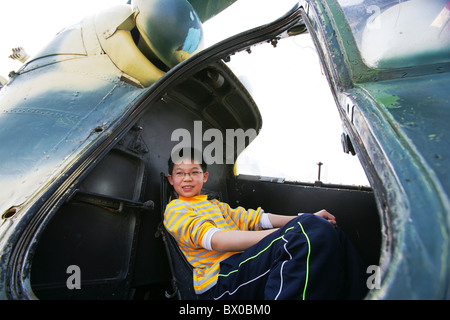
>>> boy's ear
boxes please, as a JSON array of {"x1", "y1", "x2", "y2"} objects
[
  {"x1": 203, "y1": 172, "x2": 209, "y2": 183},
  {"x1": 167, "y1": 174, "x2": 174, "y2": 186}
]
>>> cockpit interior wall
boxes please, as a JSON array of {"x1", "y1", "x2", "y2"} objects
[
  {"x1": 29, "y1": 58, "x2": 380, "y2": 299},
  {"x1": 30, "y1": 60, "x2": 259, "y2": 298}
]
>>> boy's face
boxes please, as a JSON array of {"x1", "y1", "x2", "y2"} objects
[{"x1": 168, "y1": 158, "x2": 208, "y2": 198}]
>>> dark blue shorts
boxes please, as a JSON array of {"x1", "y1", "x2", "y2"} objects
[{"x1": 211, "y1": 214, "x2": 366, "y2": 300}]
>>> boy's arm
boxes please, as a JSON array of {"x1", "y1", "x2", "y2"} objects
[
  {"x1": 267, "y1": 210, "x2": 337, "y2": 228},
  {"x1": 211, "y1": 229, "x2": 278, "y2": 252},
  {"x1": 266, "y1": 214, "x2": 296, "y2": 228},
  {"x1": 209, "y1": 210, "x2": 337, "y2": 252}
]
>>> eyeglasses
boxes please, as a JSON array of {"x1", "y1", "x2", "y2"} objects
[{"x1": 172, "y1": 171, "x2": 204, "y2": 179}]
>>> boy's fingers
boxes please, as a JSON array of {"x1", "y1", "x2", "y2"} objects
[{"x1": 314, "y1": 210, "x2": 337, "y2": 227}]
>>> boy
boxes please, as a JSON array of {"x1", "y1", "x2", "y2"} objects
[{"x1": 163, "y1": 148, "x2": 366, "y2": 299}]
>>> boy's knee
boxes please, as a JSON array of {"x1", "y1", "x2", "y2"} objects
[
  {"x1": 298, "y1": 213, "x2": 334, "y2": 229},
  {"x1": 281, "y1": 214, "x2": 338, "y2": 243},
  {"x1": 297, "y1": 213, "x2": 339, "y2": 243}
]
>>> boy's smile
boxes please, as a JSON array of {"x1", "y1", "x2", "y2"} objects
[{"x1": 168, "y1": 159, "x2": 209, "y2": 198}]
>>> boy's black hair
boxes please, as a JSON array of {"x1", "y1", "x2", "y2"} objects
[{"x1": 168, "y1": 147, "x2": 207, "y2": 174}]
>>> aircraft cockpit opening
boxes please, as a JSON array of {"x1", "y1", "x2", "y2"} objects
[
  {"x1": 1, "y1": 0, "x2": 448, "y2": 301},
  {"x1": 26, "y1": 16, "x2": 380, "y2": 301}
]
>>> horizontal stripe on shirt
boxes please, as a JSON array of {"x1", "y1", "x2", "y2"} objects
[{"x1": 163, "y1": 194, "x2": 264, "y2": 293}]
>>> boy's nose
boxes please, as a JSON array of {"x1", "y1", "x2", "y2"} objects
[{"x1": 183, "y1": 173, "x2": 193, "y2": 181}]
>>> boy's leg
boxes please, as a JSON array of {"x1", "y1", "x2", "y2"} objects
[
  {"x1": 211, "y1": 214, "x2": 366, "y2": 300},
  {"x1": 264, "y1": 214, "x2": 366, "y2": 299},
  {"x1": 211, "y1": 221, "x2": 292, "y2": 300}
]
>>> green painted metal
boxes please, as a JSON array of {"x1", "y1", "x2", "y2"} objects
[
  {"x1": 188, "y1": 0, "x2": 238, "y2": 22},
  {"x1": 0, "y1": 0, "x2": 448, "y2": 300},
  {"x1": 301, "y1": 0, "x2": 449, "y2": 299}
]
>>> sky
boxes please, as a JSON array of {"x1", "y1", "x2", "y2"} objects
[{"x1": 0, "y1": 0, "x2": 369, "y2": 186}]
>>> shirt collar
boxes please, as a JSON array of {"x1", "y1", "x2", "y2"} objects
[{"x1": 178, "y1": 194, "x2": 208, "y2": 202}]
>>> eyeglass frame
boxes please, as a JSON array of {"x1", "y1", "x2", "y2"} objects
[{"x1": 170, "y1": 170, "x2": 204, "y2": 179}]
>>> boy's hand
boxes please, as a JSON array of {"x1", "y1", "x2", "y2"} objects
[{"x1": 314, "y1": 209, "x2": 337, "y2": 227}]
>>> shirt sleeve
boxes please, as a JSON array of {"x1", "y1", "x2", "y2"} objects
[
  {"x1": 164, "y1": 200, "x2": 217, "y2": 249},
  {"x1": 201, "y1": 227, "x2": 220, "y2": 250},
  {"x1": 260, "y1": 213, "x2": 273, "y2": 229},
  {"x1": 212, "y1": 200, "x2": 264, "y2": 231}
]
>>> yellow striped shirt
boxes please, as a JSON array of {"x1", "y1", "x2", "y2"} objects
[{"x1": 163, "y1": 194, "x2": 264, "y2": 294}]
